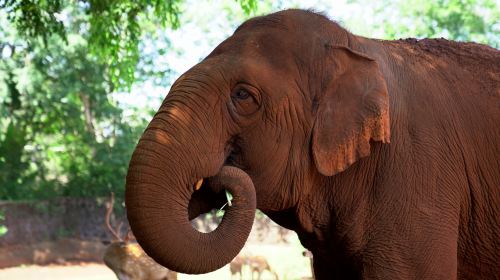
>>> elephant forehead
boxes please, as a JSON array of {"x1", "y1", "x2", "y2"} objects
[{"x1": 210, "y1": 30, "x2": 298, "y2": 72}]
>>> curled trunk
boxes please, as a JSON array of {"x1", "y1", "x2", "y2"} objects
[{"x1": 126, "y1": 128, "x2": 256, "y2": 274}]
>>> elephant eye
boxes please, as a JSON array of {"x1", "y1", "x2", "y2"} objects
[
  {"x1": 230, "y1": 84, "x2": 261, "y2": 117},
  {"x1": 234, "y1": 89, "x2": 250, "y2": 100}
]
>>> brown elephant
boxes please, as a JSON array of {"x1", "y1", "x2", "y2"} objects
[{"x1": 125, "y1": 9, "x2": 500, "y2": 279}]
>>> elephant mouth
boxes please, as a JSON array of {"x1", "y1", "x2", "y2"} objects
[
  {"x1": 223, "y1": 139, "x2": 246, "y2": 169},
  {"x1": 188, "y1": 179, "x2": 226, "y2": 221},
  {"x1": 187, "y1": 150, "x2": 245, "y2": 221}
]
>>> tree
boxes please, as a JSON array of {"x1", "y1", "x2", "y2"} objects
[
  {"x1": 1, "y1": 0, "x2": 259, "y2": 89},
  {"x1": 347, "y1": 0, "x2": 499, "y2": 47},
  {"x1": 0, "y1": 0, "x2": 261, "y2": 201},
  {"x1": 0, "y1": 7, "x2": 144, "y2": 200}
]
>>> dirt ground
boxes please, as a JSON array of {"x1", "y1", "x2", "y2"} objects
[
  {"x1": 0, "y1": 213, "x2": 313, "y2": 279},
  {"x1": 0, "y1": 242, "x2": 313, "y2": 280},
  {"x1": 0, "y1": 263, "x2": 116, "y2": 280},
  {"x1": 0, "y1": 263, "x2": 257, "y2": 280}
]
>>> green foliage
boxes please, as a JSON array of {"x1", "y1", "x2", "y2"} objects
[
  {"x1": 0, "y1": 0, "x2": 66, "y2": 45},
  {"x1": 85, "y1": 0, "x2": 182, "y2": 89},
  {"x1": 56, "y1": 226, "x2": 72, "y2": 238},
  {"x1": 0, "y1": 8, "x2": 145, "y2": 200},
  {"x1": 1, "y1": 0, "x2": 259, "y2": 89},
  {"x1": 349, "y1": 0, "x2": 499, "y2": 47},
  {"x1": 238, "y1": 0, "x2": 259, "y2": 15},
  {"x1": 0, "y1": 210, "x2": 7, "y2": 237}
]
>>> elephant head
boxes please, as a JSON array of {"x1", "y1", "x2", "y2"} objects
[{"x1": 125, "y1": 9, "x2": 390, "y2": 274}]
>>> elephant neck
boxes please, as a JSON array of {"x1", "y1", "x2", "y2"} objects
[{"x1": 295, "y1": 143, "x2": 385, "y2": 256}]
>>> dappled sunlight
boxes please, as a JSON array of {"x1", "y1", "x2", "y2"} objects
[{"x1": 151, "y1": 128, "x2": 174, "y2": 146}]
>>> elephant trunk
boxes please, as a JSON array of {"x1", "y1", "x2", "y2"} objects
[{"x1": 125, "y1": 102, "x2": 256, "y2": 274}]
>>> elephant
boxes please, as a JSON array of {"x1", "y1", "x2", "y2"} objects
[{"x1": 125, "y1": 9, "x2": 500, "y2": 279}]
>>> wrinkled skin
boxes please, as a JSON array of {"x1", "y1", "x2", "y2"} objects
[{"x1": 126, "y1": 9, "x2": 500, "y2": 279}]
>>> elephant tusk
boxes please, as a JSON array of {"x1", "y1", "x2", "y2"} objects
[{"x1": 194, "y1": 179, "x2": 203, "y2": 191}]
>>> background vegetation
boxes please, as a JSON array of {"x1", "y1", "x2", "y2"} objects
[{"x1": 0, "y1": 0, "x2": 498, "y2": 202}]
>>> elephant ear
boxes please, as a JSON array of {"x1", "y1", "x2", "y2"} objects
[{"x1": 312, "y1": 46, "x2": 390, "y2": 176}]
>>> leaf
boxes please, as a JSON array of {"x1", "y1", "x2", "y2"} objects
[{"x1": 0, "y1": 226, "x2": 7, "y2": 237}]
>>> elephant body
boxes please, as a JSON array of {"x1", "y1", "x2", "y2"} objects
[
  {"x1": 125, "y1": 10, "x2": 500, "y2": 279},
  {"x1": 286, "y1": 37, "x2": 500, "y2": 279},
  {"x1": 290, "y1": 39, "x2": 500, "y2": 279}
]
